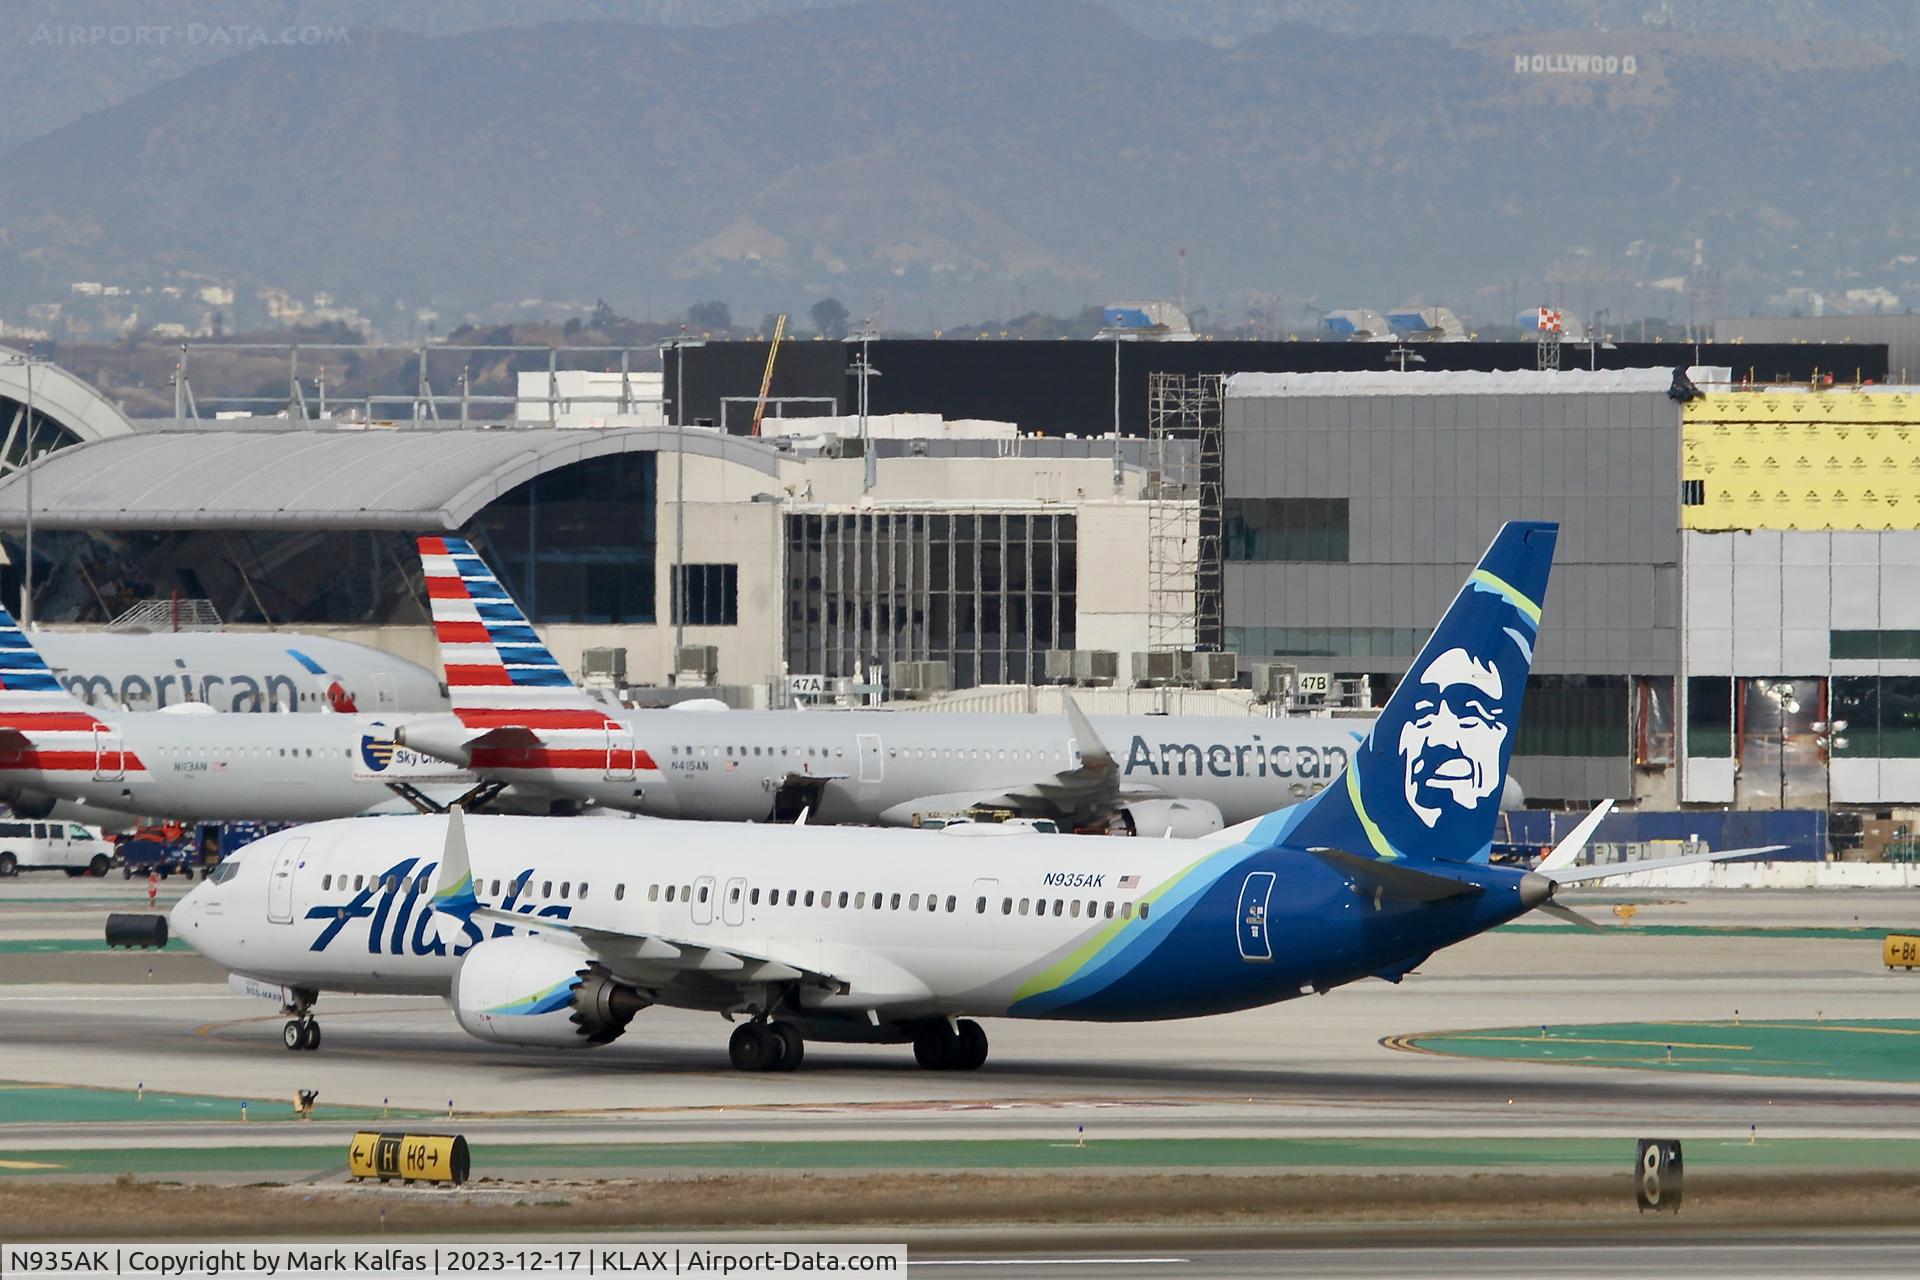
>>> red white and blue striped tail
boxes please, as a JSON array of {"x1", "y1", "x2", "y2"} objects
[
  {"x1": 418, "y1": 537, "x2": 656, "y2": 777},
  {"x1": 0, "y1": 605, "x2": 145, "y2": 775},
  {"x1": 0, "y1": 605, "x2": 94, "y2": 716}
]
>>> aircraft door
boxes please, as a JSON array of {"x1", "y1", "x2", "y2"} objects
[
  {"x1": 373, "y1": 672, "x2": 397, "y2": 711},
  {"x1": 691, "y1": 875, "x2": 717, "y2": 926},
  {"x1": 1236, "y1": 871, "x2": 1276, "y2": 963},
  {"x1": 722, "y1": 876, "x2": 748, "y2": 927},
  {"x1": 857, "y1": 733, "x2": 884, "y2": 784},
  {"x1": 605, "y1": 723, "x2": 637, "y2": 781},
  {"x1": 266, "y1": 837, "x2": 308, "y2": 925},
  {"x1": 970, "y1": 877, "x2": 1000, "y2": 947},
  {"x1": 91, "y1": 728, "x2": 125, "y2": 781}
]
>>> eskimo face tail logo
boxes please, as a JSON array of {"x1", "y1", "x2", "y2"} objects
[
  {"x1": 1283, "y1": 521, "x2": 1556, "y2": 865},
  {"x1": 1399, "y1": 647, "x2": 1510, "y2": 828}
]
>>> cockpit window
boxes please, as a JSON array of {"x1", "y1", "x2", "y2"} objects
[{"x1": 209, "y1": 861, "x2": 241, "y2": 884}]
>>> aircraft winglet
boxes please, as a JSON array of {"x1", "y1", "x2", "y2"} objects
[
  {"x1": 428, "y1": 805, "x2": 479, "y2": 943},
  {"x1": 1532, "y1": 798, "x2": 1615, "y2": 875},
  {"x1": 1062, "y1": 694, "x2": 1114, "y2": 771}
]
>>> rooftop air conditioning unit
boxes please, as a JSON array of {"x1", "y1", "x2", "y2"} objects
[
  {"x1": 893, "y1": 660, "x2": 951, "y2": 699},
  {"x1": 1251, "y1": 662, "x2": 1297, "y2": 703},
  {"x1": 1190, "y1": 652, "x2": 1238, "y2": 689},
  {"x1": 1132, "y1": 651, "x2": 1177, "y2": 687},
  {"x1": 1043, "y1": 649, "x2": 1076, "y2": 684},
  {"x1": 675, "y1": 644, "x2": 719, "y2": 686},
  {"x1": 580, "y1": 647, "x2": 628, "y2": 685},
  {"x1": 1072, "y1": 650, "x2": 1119, "y2": 687}
]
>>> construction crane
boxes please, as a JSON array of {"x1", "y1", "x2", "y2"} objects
[{"x1": 750, "y1": 314, "x2": 787, "y2": 436}]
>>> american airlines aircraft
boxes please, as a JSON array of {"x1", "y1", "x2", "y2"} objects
[
  {"x1": 0, "y1": 610, "x2": 528, "y2": 823},
  {"x1": 397, "y1": 537, "x2": 1498, "y2": 836},
  {"x1": 170, "y1": 522, "x2": 1775, "y2": 1068},
  {"x1": 34, "y1": 630, "x2": 447, "y2": 715}
]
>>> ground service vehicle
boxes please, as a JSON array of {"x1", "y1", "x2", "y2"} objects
[{"x1": 0, "y1": 820, "x2": 112, "y2": 877}]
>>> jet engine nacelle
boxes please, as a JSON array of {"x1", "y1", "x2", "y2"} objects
[
  {"x1": 3, "y1": 788, "x2": 57, "y2": 820},
  {"x1": 1120, "y1": 797, "x2": 1225, "y2": 838},
  {"x1": 392, "y1": 716, "x2": 475, "y2": 768},
  {"x1": 449, "y1": 935, "x2": 647, "y2": 1048}
]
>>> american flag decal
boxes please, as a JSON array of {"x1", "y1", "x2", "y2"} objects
[{"x1": 1118, "y1": 874, "x2": 1140, "y2": 890}]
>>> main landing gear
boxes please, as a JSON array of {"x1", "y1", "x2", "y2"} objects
[
  {"x1": 913, "y1": 1019, "x2": 988, "y2": 1071},
  {"x1": 281, "y1": 991, "x2": 321, "y2": 1051},
  {"x1": 729, "y1": 1020, "x2": 805, "y2": 1072}
]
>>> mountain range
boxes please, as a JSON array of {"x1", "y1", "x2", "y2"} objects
[{"x1": 2, "y1": 0, "x2": 1919, "y2": 327}]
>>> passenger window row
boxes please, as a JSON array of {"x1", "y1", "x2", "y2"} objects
[
  {"x1": 316, "y1": 872, "x2": 590, "y2": 902},
  {"x1": 661, "y1": 745, "x2": 1069, "y2": 764},
  {"x1": 669, "y1": 745, "x2": 845, "y2": 759},
  {"x1": 312, "y1": 870, "x2": 1149, "y2": 925},
  {"x1": 156, "y1": 746, "x2": 342, "y2": 759}
]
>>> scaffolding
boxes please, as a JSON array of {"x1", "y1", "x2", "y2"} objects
[{"x1": 1145, "y1": 372, "x2": 1223, "y2": 653}]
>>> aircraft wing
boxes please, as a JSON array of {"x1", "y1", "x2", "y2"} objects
[
  {"x1": 877, "y1": 695, "x2": 1127, "y2": 827},
  {"x1": 466, "y1": 906, "x2": 851, "y2": 992},
  {"x1": 428, "y1": 807, "x2": 851, "y2": 994}
]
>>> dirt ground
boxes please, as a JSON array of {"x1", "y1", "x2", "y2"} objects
[{"x1": 7, "y1": 1170, "x2": 1918, "y2": 1241}]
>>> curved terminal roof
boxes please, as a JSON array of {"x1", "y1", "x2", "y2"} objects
[
  {"x1": 0, "y1": 424, "x2": 778, "y2": 531},
  {"x1": 0, "y1": 345, "x2": 137, "y2": 443}
]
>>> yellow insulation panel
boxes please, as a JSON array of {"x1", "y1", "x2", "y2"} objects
[{"x1": 1682, "y1": 391, "x2": 1920, "y2": 530}]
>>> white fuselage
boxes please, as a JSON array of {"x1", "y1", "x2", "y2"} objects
[
  {"x1": 482, "y1": 707, "x2": 1370, "y2": 824},
  {"x1": 2, "y1": 711, "x2": 488, "y2": 823},
  {"x1": 35, "y1": 631, "x2": 447, "y2": 715},
  {"x1": 173, "y1": 815, "x2": 1228, "y2": 1019}
]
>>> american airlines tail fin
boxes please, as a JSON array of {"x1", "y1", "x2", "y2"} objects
[
  {"x1": 0, "y1": 605, "x2": 103, "y2": 721},
  {"x1": 1280, "y1": 520, "x2": 1557, "y2": 864},
  {"x1": 418, "y1": 536, "x2": 603, "y2": 729}
]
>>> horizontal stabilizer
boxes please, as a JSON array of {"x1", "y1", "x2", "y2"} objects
[
  {"x1": 1537, "y1": 900, "x2": 1606, "y2": 931},
  {"x1": 1306, "y1": 846, "x2": 1485, "y2": 903},
  {"x1": 1545, "y1": 844, "x2": 1785, "y2": 884}
]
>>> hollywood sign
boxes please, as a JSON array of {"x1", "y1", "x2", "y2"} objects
[{"x1": 1513, "y1": 53, "x2": 1639, "y2": 76}]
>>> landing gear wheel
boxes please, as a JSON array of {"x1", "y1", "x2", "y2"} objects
[
  {"x1": 913, "y1": 1024, "x2": 960, "y2": 1070},
  {"x1": 769, "y1": 1021, "x2": 805, "y2": 1072},
  {"x1": 301, "y1": 1020, "x2": 322, "y2": 1051},
  {"x1": 728, "y1": 1022, "x2": 779, "y2": 1072},
  {"x1": 953, "y1": 1019, "x2": 989, "y2": 1071},
  {"x1": 282, "y1": 1020, "x2": 305, "y2": 1051}
]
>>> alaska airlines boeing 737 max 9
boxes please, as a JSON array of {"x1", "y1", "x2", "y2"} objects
[{"x1": 171, "y1": 522, "x2": 1775, "y2": 1068}]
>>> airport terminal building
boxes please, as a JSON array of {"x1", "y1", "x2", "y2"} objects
[
  {"x1": 1221, "y1": 370, "x2": 1920, "y2": 826},
  {"x1": 0, "y1": 421, "x2": 1188, "y2": 700},
  {"x1": 9, "y1": 349, "x2": 1920, "y2": 827}
]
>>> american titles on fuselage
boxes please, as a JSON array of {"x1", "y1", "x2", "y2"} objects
[{"x1": 1121, "y1": 734, "x2": 1351, "y2": 780}]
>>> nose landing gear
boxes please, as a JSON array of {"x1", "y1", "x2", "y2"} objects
[{"x1": 280, "y1": 988, "x2": 322, "y2": 1050}]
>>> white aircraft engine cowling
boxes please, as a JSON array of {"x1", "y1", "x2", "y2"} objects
[
  {"x1": 1120, "y1": 798, "x2": 1225, "y2": 838},
  {"x1": 449, "y1": 935, "x2": 647, "y2": 1048}
]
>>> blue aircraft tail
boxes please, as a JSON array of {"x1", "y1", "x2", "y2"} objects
[{"x1": 1281, "y1": 520, "x2": 1557, "y2": 864}]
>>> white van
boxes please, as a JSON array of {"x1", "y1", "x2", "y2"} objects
[{"x1": 0, "y1": 821, "x2": 113, "y2": 877}]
